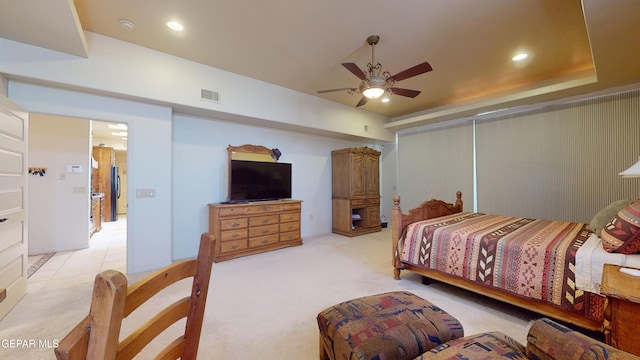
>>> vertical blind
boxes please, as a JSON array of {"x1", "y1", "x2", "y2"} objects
[
  {"x1": 395, "y1": 88, "x2": 640, "y2": 222},
  {"x1": 397, "y1": 123, "x2": 474, "y2": 211},
  {"x1": 475, "y1": 89, "x2": 640, "y2": 223}
]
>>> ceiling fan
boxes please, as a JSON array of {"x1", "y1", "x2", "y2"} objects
[{"x1": 317, "y1": 35, "x2": 433, "y2": 107}]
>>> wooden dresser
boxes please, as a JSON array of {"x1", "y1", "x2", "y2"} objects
[{"x1": 208, "y1": 199, "x2": 302, "y2": 262}]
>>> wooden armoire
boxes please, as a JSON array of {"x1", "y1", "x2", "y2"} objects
[{"x1": 331, "y1": 147, "x2": 381, "y2": 236}]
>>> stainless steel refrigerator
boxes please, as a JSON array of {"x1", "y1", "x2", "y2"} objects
[{"x1": 110, "y1": 166, "x2": 120, "y2": 221}]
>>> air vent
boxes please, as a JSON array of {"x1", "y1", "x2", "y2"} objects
[{"x1": 200, "y1": 89, "x2": 219, "y2": 103}]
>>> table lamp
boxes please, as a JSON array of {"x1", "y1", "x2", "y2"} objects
[{"x1": 619, "y1": 157, "x2": 640, "y2": 178}]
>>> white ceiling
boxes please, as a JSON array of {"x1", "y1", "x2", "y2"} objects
[{"x1": 1, "y1": 0, "x2": 639, "y2": 128}]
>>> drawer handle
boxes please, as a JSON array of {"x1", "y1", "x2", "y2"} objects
[
  {"x1": 286, "y1": 226, "x2": 293, "y2": 230},
  {"x1": 262, "y1": 219, "x2": 269, "y2": 224},
  {"x1": 230, "y1": 244, "x2": 239, "y2": 249},
  {"x1": 261, "y1": 239, "x2": 269, "y2": 244},
  {"x1": 231, "y1": 223, "x2": 240, "y2": 227},
  {"x1": 261, "y1": 230, "x2": 269, "y2": 234},
  {"x1": 232, "y1": 233, "x2": 239, "y2": 238},
  {"x1": 0, "y1": 218, "x2": 7, "y2": 223}
]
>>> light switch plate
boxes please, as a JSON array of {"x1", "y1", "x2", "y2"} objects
[{"x1": 136, "y1": 188, "x2": 156, "y2": 198}]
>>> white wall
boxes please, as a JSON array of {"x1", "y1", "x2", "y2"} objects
[
  {"x1": 380, "y1": 142, "x2": 398, "y2": 221},
  {"x1": 0, "y1": 33, "x2": 393, "y2": 143},
  {"x1": 28, "y1": 114, "x2": 90, "y2": 254},
  {"x1": 10, "y1": 82, "x2": 173, "y2": 273},
  {"x1": 171, "y1": 114, "x2": 374, "y2": 259}
]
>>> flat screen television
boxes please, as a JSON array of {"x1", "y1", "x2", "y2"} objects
[{"x1": 229, "y1": 160, "x2": 292, "y2": 202}]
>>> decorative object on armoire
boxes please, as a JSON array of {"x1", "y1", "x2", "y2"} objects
[{"x1": 331, "y1": 146, "x2": 381, "y2": 236}]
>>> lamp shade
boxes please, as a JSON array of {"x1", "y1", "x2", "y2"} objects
[{"x1": 619, "y1": 157, "x2": 640, "y2": 178}]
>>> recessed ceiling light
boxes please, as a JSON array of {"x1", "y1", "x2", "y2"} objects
[
  {"x1": 512, "y1": 53, "x2": 528, "y2": 62},
  {"x1": 108, "y1": 123, "x2": 128, "y2": 130},
  {"x1": 166, "y1": 21, "x2": 184, "y2": 31},
  {"x1": 119, "y1": 19, "x2": 135, "y2": 31}
]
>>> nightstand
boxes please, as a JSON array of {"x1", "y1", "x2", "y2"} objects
[{"x1": 600, "y1": 264, "x2": 640, "y2": 356}]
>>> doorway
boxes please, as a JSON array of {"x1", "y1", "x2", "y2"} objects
[
  {"x1": 25, "y1": 115, "x2": 129, "y2": 289},
  {"x1": 90, "y1": 120, "x2": 128, "y2": 270}
]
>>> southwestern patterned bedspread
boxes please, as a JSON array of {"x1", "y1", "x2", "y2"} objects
[{"x1": 396, "y1": 212, "x2": 605, "y2": 321}]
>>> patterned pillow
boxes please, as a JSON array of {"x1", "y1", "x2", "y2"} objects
[
  {"x1": 601, "y1": 200, "x2": 640, "y2": 254},
  {"x1": 589, "y1": 199, "x2": 634, "y2": 236}
]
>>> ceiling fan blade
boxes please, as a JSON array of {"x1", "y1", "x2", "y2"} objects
[
  {"x1": 355, "y1": 97, "x2": 368, "y2": 107},
  {"x1": 388, "y1": 62, "x2": 433, "y2": 82},
  {"x1": 389, "y1": 87, "x2": 421, "y2": 98},
  {"x1": 317, "y1": 88, "x2": 356, "y2": 94},
  {"x1": 342, "y1": 63, "x2": 368, "y2": 80}
]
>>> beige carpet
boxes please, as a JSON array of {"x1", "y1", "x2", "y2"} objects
[{"x1": 0, "y1": 228, "x2": 537, "y2": 359}]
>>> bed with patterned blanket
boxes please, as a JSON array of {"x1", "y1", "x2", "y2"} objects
[{"x1": 391, "y1": 191, "x2": 607, "y2": 332}]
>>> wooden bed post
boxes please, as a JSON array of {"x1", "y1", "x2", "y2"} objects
[
  {"x1": 454, "y1": 191, "x2": 463, "y2": 212},
  {"x1": 392, "y1": 194, "x2": 402, "y2": 280}
]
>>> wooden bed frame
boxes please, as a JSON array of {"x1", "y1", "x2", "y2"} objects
[{"x1": 391, "y1": 191, "x2": 603, "y2": 332}]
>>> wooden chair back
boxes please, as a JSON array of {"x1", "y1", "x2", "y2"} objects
[{"x1": 54, "y1": 233, "x2": 214, "y2": 360}]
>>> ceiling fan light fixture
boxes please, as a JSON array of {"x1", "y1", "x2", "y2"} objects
[
  {"x1": 363, "y1": 86, "x2": 385, "y2": 99},
  {"x1": 381, "y1": 94, "x2": 390, "y2": 103}
]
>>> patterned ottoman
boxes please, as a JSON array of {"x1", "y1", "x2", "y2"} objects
[{"x1": 316, "y1": 291, "x2": 464, "y2": 360}]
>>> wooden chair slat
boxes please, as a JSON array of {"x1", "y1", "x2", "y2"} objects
[
  {"x1": 124, "y1": 260, "x2": 198, "y2": 317},
  {"x1": 155, "y1": 337, "x2": 185, "y2": 360},
  {"x1": 117, "y1": 297, "x2": 191, "y2": 360}
]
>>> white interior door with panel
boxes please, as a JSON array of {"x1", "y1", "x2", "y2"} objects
[{"x1": 0, "y1": 94, "x2": 28, "y2": 320}]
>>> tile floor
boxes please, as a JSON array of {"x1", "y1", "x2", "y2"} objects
[{"x1": 26, "y1": 216, "x2": 127, "y2": 293}]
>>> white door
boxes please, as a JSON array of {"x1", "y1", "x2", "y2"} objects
[{"x1": 0, "y1": 94, "x2": 28, "y2": 320}]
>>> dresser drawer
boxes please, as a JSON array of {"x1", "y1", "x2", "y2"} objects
[
  {"x1": 220, "y1": 229, "x2": 248, "y2": 242},
  {"x1": 245, "y1": 204, "x2": 282, "y2": 214},
  {"x1": 219, "y1": 239, "x2": 247, "y2": 253},
  {"x1": 280, "y1": 221, "x2": 300, "y2": 233},
  {"x1": 280, "y1": 230, "x2": 300, "y2": 242},
  {"x1": 249, "y1": 234, "x2": 279, "y2": 248},
  {"x1": 282, "y1": 202, "x2": 301, "y2": 211},
  {"x1": 351, "y1": 198, "x2": 380, "y2": 207},
  {"x1": 217, "y1": 207, "x2": 246, "y2": 217},
  {"x1": 249, "y1": 224, "x2": 279, "y2": 237},
  {"x1": 249, "y1": 215, "x2": 279, "y2": 227},
  {"x1": 280, "y1": 212, "x2": 300, "y2": 223},
  {"x1": 219, "y1": 218, "x2": 248, "y2": 231}
]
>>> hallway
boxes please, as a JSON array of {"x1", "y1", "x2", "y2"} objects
[{"x1": 26, "y1": 216, "x2": 127, "y2": 293}]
